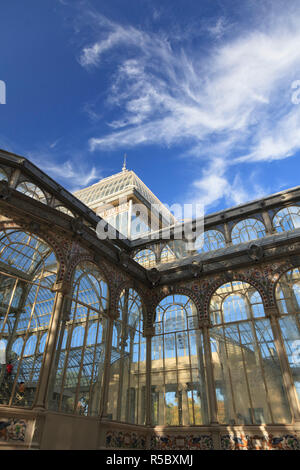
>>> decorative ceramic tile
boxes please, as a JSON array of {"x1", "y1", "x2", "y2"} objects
[
  {"x1": 221, "y1": 433, "x2": 300, "y2": 450},
  {"x1": 106, "y1": 430, "x2": 146, "y2": 449},
  {"x1": 0, "y1": 418, "x2": 27, "y2": 442},
  {"x1": 150, "y1": 433, "x2": 213, "y2": 450}
]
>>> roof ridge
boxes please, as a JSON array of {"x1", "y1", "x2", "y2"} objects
[{"x1": 73, "y1": 169, "x2": 134, "y2": 195}]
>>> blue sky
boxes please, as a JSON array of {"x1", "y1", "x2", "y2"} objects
[{"x1": 1, "y1": 0, "x2": 300, "y2": 215}]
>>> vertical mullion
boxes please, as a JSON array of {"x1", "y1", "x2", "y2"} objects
[
  {"x1": 125, "y1": 328, "x2": 133, "y2": 422},
  {"x1": 186, "y1": 321, "x2": 194, "y2": 425},
  {"x1": 58, "y1": 298, "x2": 78, "y2": 411},
  {"x1": 136, "y1": 327, "x2": 140, "y2": 424},
  {"x1": 87, "y1": 317, "x2": 101, "y2": 416},
  {"x1": 251, "y1": 319, "x2": 275, "y2": 423},
  {"x1": 236, "y1": 323, "x2": 255, "y2": 424},
  {"x1": 162, "y1": 327, "x2": 166, "y2": 425},
  {"x1": 0, "y1": 277, "x2": 19, "y2": 336},
  {"x1": 29, "y1": 331, "x2": 40, "y2": 384},
  {"x1": 9, "y1": 279, "x2": 41, "y2": 406},
  {"x1": 220, "y1": 324, "x2": 238, "y2": 423},
  {"x1": 174, "y1": 329, "x2": 180, "y2": 425},
  {"x1": 73, "y1": 307, "x2": 91, "y2": 413}
]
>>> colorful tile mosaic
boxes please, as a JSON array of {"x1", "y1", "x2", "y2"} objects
[
  {"x1": 106, "y1": 430, "x2": 146, "y2": 449},
  {"x1": 0, "y1": 418, "x2": 27, "y2": 442},
  {"x1": 221, "y1": 433, "x2": 300, "y2": 450},
  {"x1": 151, "y1": 433, "x2": 213, "y2": 450}
]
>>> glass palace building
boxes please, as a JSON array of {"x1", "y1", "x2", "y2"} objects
[{"x1": 0, "y1": 148, "x2": 300, "y2": 450}]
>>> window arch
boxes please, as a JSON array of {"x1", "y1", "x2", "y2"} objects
[
  {"x1": 210, "y1": 281, "x2": 264, "y2": 325},
  {"x1": 119, "y1": 287, "x2": 143, "y2": 327},
  {"x1": 112, "y1": 323, "x2": 120, "y2": 349},
  {"x1": 50, "y1": 261, "x2": 108, "y2": 417},
  {"x1": 231, "y1": 218, "x2": 266, "y2": 244},
  {"x1": 86, "y1": 322, "x2": 103, "y2": 346},
  {"x1": 160, "y1": 245, "x2": 177, "y2": 264},
  {"x1": 39, "y1": 333, "x2": 47, "y2": 354},
  {"x1": 72, "y1": 263, "x2": 108, "y2": 313},
  {"x1": 0, "y1": 230, "x2": 57, "y2": 277},
  {"x1": 209, "y1": 281, "x2": 291, "y2": 425},
  {"x1": 23, "y1": 335, "x2": 37, "y2": 356},
  {"x1": 0, "y1": 229, "x2": 58, "y2": 408},
  {"x1": 11, "y1": 337, "x2": 23, "y2": 357},
  {"x1": 134, "y1": 249, "x2": 156, "y2": 268},
  {"x1": 273, "y1": 206, "x2": 300, "y2": 233},
  {"x1": 0, "y1": 167, "x2": 8, "y2": 182},
  {"x1": 71, "y1": 326, "x2": 85, "y2": 348},
  {"x1": 16, "y1": 181, "x2": 48, "y2": 205},
  {"x1": 151, "y1": 294, "x2": 209, "y2": 426},
  {"x1": 54, "y1": 205, "x2": 75, "y2": 218},
  {"x1": 275, "y1": 268, "x2": 300, "y2": 315},
  {"x1": 195, "y1": 230, "x2": 226, "y2": 253},
  {"x1": 107, "y1": 287, "x2": 145, "y2": 425}
]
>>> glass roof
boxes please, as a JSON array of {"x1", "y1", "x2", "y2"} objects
[
  {"x1": 0, "y1": 230, "x2": 57, "y2": 281},
  {"x1": 73, "y1": 169, "x2": 175, "y2": 223}
]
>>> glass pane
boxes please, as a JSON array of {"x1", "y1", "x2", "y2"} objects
[
  {"x1": 153, "y1": 294, "x2": 209, "y2": 426},
  {"x1": 255, "y1": 319, "x2": 291, "y2": 423},
  {"x1": 0, "y1": 230, "x2": 57, "y2": 409},
  {"x1": 279, "y1": 315, "x2": 300, "y2": 404},
  {"x1": 49, "y1": 262, "x2": 109, "y2": 415}
]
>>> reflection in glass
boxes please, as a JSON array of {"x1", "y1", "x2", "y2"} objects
[
  {"x1": 152, "y1": 294, "x2": 209, "y2": 426},
  {"x1": 209, "y1": 281, "x2": 291, "y2": 424}
]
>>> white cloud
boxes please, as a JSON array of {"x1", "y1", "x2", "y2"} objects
[
  {"x1": 189, "y1": 160, "x2": 268, "y2": 210},
  {"x1": 206, "y1": 17, "x2": 232, "y2": 39},
  {"x1": 28, "y1": 150, "x2": 101, "y2": 191},
  {"x1": 78, "y1": 4, "x2": 300, "y2": 208}
]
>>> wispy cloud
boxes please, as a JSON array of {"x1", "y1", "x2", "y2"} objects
[
  {"x1": 77, "y1": 2, "x2": 300, "y2": 209},
  {"x1": 188, "y1": 158, "x2": 268, "y2": 209},
  {"x1": 206, "y1": 17, "x2": 233, "y2": 40},
  {"x1": 27, "y1": 149, "x2": 101, "y2": 191}
]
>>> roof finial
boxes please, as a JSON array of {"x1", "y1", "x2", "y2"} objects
[{"x1": 122, "y1": 153, "x2": 127, "y2": 172}]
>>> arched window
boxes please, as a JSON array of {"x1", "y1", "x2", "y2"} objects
[
  {"x1": 11, "y1": 337, "x2": 24, "y2": 357},
  {"x1": 55, "y1": 205, "x2": 74, "y2": 218},
  {"x1": 86, "y1": 322, "x2": 103, "y2": 346},
  {"x1": 195, "y1": 230, "x2": 226, "y2": 253},
  {"x1": 276, "y1": 268, "x2": 300, "y2": 315},
  {"x1": 209, "y1": 281, "x2": 291, "y2": 425},
  {"x1": 16, "y1": 181, "x2": 47, "y2": 204},
  {"x1": 134, "y1": 249, "x2": 156, "y2": 268},
  {"x1": 107, "y1": 288, "x2": 145, "y2": 425},
  {"x1": 275, "y1": 268, "x2": 300, "y2": 404},
  {"x1": 0, "y1": 230, "x2": 56, "y2": 275},
  {"x1": 112, "y1": 323, "x2": 120, "y2": 349},
  {"x1": 39, "y1": 333, "x2": 47, "y2": 354},
  {"x1": 0, "y1": 275, "x2": 23, "y2": 313},
  {"x1": 23, "y1": 335, "x2": 37, "y2": 356},
  {"x1": 50, "y1": 261, "x2": 108, "y2": 417},
  {"x1": 0, "y1": 168, "x2": 8, "y2": 182},
  {"x1": 0, "y1": 229, "x2": 58, "y2": 409},
  {"x1": 61, "y1": 330, "x2": 68, "y2": 350},
  {"x1": 119, "y1": 287, "x2": 142, "y2": 327},
  {"x1": 151, "y1": 294, "x2": 209, "y2": 426},
  {"x1": 231, "y1": 218, "x2": 266, "y2": 244},
  {"x1": 273, "y1": 206, "x2": 300, "y2": 233},
  {"x1": 71, "y1": 326, "x2": 85, "y2": 348},
  {"x1": 160, "y1": 245, "x2": 177, "y2": 264}
]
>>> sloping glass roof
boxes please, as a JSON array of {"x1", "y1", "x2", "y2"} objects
[
  {"x1": 73, "y1": 169, "x2": 175, "y2": 223},
  {"x1": 0, "y1": 230, "x2": 57, "y2": 283},
  {"x1": 74, "y1": 170, "x2": 138, "y2": 205}
]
